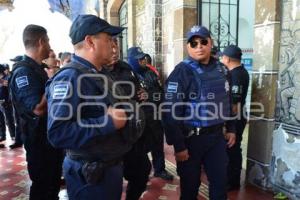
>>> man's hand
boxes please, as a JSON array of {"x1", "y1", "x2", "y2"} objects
[
  {"x1": 2, "y1": 80, "x2": 8, "y2": 87},
  {"x1": 107, "y1": 106, "x2": 127, "y2": 130},
  {"x1": 33, "y1": 95, "x2": 47, "y2": 116},
  {"x1": 175, "y1": 149, "x2": 189, "y2": 162},
  {"x1": 137, "y1": 88, "x2": 147, "y2": 101},
  {"x1": 225, "y1": 132, "x2": 236, "y2": 148}
]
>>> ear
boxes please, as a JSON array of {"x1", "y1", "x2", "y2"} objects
[
  {"x1": 38, "y1": 38, "x2": 44, "y2": 47},
  {"x1": 85, "y1": 35, "x2": 95, "y2": 48}
]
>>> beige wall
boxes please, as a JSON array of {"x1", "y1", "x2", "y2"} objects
[{"x1": 162, "y1": 0, "x2": 197, "y2": 77}]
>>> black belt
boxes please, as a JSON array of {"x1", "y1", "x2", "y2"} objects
[
  {"x1": 186, "y1": 124, "x2": 224, "y2": 138},
  {"x1": 66, "y1": 150, "x2": 122, "y2": 166}
]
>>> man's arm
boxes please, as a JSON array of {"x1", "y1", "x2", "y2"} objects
[
  {"x1": 162, "y1": 65, "x2": 191, "y2": 156},
  {"x1": 46, "y1": 69, "x2": 127, "y2": 149},
  {"x1": 33, "y1": 94, "x2": 47, "y2": 116}
]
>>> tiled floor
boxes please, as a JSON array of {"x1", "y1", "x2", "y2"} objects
[{"x1": 0, "y1": 138, "x2": 274, "y2": 200}]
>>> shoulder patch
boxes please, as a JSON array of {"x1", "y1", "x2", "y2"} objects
[
  {"x1": 167, "y1": 82, "x2": 178, "y2": 93},
  {"x1": 53, "y1": 83, "x2": 69, "y2": 99},
  {"x1": 232, "y1": 85, "x2": 240, "y2": 94},
  {"x1": 16, "y1": 76, "x2": 29, "y2": 89}
]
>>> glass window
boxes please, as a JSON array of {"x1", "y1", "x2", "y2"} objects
[
  {"x1": 119, "y1": 0, "x2": 128, "y2": 60},
  {"x1": 198, "y1": 0, "x2": 239, "y2": 51}
]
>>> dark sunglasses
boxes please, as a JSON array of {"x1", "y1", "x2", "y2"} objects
[{"x1": 190, "y1": 39, "x2": 209, "y2": 48}]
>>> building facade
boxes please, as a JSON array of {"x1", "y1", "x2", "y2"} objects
[
  {"x1": 0, "y1": 0, "x2": 299, "y2": 198},
  {"x1": 100, "y1": 0, "x2": 300, "y2": 198}
]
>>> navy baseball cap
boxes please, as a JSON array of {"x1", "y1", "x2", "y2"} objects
[
  {"x1": 186, "y1": 25, "x2": 211, "y2": 42},
  {"x1": 70, "y1": 14, "x2": 124, "y2": 45},
  {"x1": 127, "y1": 47, "x2": 146, "y2": 59},
  {"x1": 222, "y1": 45, "x2": 242, "y2": 60},
  {"x1": 10, "y1": 55, "x2": 23, "y2": 62}
]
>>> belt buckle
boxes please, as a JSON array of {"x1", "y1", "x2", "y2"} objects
[
  {"x1": 195, "y1": 127, "x2": 201, "y2": 135},
  {"x1": 187, "y1": 127, "x2": 202, "y2": 138}
]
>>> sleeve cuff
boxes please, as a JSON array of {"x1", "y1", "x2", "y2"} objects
[
  {"x1": 98, "y1": 114, "x2": 116, "y2": 136},
  {"x1": 173, "y1": 141, "x2": 186, "y2": 153},
  {"x1": 225, "y1": 120, "x2": 236, "y2": 133}
]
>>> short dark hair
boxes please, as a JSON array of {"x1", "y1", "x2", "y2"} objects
[
  {"x1": 60, "y1": 52, "x2": 71, "y2": 62},
  {"x1": 144, "y1": 54, "x2": 152, "y2": 65},
  {"x1": 23, "y1": 24, "x2": 47, "y2": 49}
]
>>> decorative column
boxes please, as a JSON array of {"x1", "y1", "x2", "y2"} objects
[
  {"x1": 246, "y1": 0, "x2": 281, "y2": 190},
  {"x1": 161, "y1": 0, "x2": 197, "y2": 77},
  {"x1": 271, "y1": 1, "x2": 300, "y2": 199}
]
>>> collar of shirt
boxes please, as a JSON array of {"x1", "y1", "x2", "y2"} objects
[
  {"x1": 187, "y1": 56, "x2": 217, "y2": 71},
  {"x1": 71, "y1": 54, "x2": 98, "y2": 73},
  {"x1": 23, "y1": 55, "x2": 45, "y2": 69}
]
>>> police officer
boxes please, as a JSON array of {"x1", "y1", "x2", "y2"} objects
[
  {"x1": 46, "y1": 15, "x2": 128, "y2": 200},
  {"x1": 102, "y1": 39, "x2": 149, "y2": 200},
  {"x1": 9, "y1": 25, "x2": 63, "y2": 200},
  {"x1": 162, "y1": 25, "x2": 236, "y2": 200},
  {"x1": 0, "y1": 64, "x2": 16, "y2": 142},
  {"x1": 221, "y1": 45, "x2": 249, "y2": 190},
  {"x1": 126, "y1": 47, "x2": 173, "y2": 195},
  {"x1": 8, "y1": 56, "x2": 24, "y2": 149}
]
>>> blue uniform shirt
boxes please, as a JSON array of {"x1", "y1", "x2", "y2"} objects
[
  {"x1": 162, "y1": 57, "x2": 235, "y2": 153},
  {"x1": 46, "y1": 54, "x2": 116, "y2": 150},
  {"x1": 228, "y1": 64, "x2": 249, "y2": 106},
  {"x1": 10, "y1": 55, "x2": 47, "y2": 113}
]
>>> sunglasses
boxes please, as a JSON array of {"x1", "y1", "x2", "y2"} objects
[{"x1": 190, "y1": 39, "x2": 209, "y2": 48}]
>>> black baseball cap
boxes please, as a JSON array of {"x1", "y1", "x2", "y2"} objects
[
  {"x1": 222, "y1": 45, "x2": 242, "y2": 60},
  {"x1": 69, "y1": 14, "x2": 124, "y2": 45}
]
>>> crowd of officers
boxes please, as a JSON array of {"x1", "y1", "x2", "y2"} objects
[{"x1": 1, "y1": 14, "x2": 249, "y2": 200}]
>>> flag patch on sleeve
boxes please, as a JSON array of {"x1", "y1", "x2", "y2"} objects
[
  {"x1": 16, "y1": 76, "x2": 29, "y2": 88},
  {"x1": 53, "y1": 84, "x2": 69, "y2": 99},
  {"x1": 167, "y1": 82, "x2": 178, "y2": 93}
]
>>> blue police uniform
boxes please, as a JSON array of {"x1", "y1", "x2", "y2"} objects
[
  {"x1": 127, "y1": 48, "x2": 171, "y2": 178},
  {"x1": 10, "y1": 55, "x2": 63, "y2": 200},
  {"x1": 46, "y1": 55, "x2": 123, "y2": 200},
  {"x1": 103, "y1": 60, "x2": 151, "y2": 200},
  {"x1": 162, "y1": 56, "x2": 235, "y2": 200},
  {"x1": 0, "y1": 67, "x2": 16, "y2": 141},
  {"x1": 227, "y1": 63, "x2": 249, "y2": 188}
]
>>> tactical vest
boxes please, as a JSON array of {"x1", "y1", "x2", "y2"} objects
[
  {"x1": 52, "y1": 61, "x2": 145, "y2": 162},
  {"x1": 182, "y1": 58, "x2": 230, "y2": 128},
  {"x1": 9, "y1": 60, "x2": 48, "y2": 120}
]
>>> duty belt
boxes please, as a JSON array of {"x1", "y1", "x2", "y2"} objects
[
  {"x1": 66, "y1": 150, "x2": 122, "y2": 166},
  {"x1": 186, "y1": 124, "x2": 224, "y2": 138}
]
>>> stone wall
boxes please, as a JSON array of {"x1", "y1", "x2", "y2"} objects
[
  {"x1": 271, "y1": 0, "x2": 300, "y2": 199},
  {"x1": 246, "y1": 0, "x2": 281, "y2": 190},
  {"x1": 161, "y1": 0, "x2": 196, "y2": 77}
]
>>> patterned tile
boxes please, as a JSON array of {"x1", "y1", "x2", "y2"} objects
[
  {"x1": 12, "y1": 193, "x2": 29, "y2": 200},
  {"x1": 162, "y1": 183, "x2": 178, "y2": 191},
  {"x1": 14, "y1": 180, "x2": 28, "y2": 188},
  {"x1": 0, "y1": 190, "x2": 9, "y2": 196},
  {"x1": 0, "y1": 140, "x2": 273, "y2": 200}
]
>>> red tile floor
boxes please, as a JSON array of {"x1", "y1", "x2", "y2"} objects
[{"x1": 0, "y1": 138, "x2": 274, "y2": 200}]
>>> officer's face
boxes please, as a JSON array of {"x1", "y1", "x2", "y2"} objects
[
  {"x1": 91, "y1": 32, "x2": 114, "y2": 66},
  {"x1": 187, "y1": 37, "x2": 212, "y2": 64},
  {"x1": 109, "y1": 38, "x2": 120, "y2": 65},
  {"x1": 138, "y1": 57, "x2": 147, "y2": 68},
  {"x1": 40, "y1": 35, "x2": 51, "y2": 60},
  {"x1": 221, "y1": 55, "x2": 230, "y2": 66}
]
